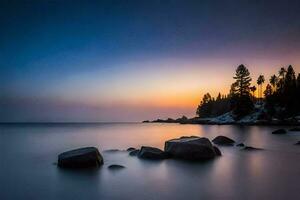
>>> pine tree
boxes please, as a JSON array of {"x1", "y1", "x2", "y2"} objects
[{"x1": 230, "y1": 64, "x2": 253, "y2": 118}]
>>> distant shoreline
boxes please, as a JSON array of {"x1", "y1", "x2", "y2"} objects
[{"x1": 144, "y1": 118, "x2": 300, "y2": 126}]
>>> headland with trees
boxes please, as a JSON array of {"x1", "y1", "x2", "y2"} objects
[{"x1": 147, "y1": 64, "x2": 300, "y2": 125}]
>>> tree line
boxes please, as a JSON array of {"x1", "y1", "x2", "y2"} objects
[{"x1": 196, "y1": 64, "x2": 300, "y2": 120}]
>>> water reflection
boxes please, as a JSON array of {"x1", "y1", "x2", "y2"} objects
[{"x1": 1, "y1": 123, "x2": 299, "y2": 200}]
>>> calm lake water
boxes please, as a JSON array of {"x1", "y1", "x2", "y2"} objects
[{"x1": 1, "y1": 123, "x2": 299, "y2": 200}]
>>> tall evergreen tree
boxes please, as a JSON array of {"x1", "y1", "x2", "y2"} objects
[
  {"x1": 269, "y1": 75, "x2": 278, "y2": 91},
  {"x1": 230, "y1": 64, "x2": 253, "y2": 118}
]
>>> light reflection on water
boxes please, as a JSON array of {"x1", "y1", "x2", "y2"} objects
[{"x1": 0, "y1": 123, "x2": 299, "y2": 199}]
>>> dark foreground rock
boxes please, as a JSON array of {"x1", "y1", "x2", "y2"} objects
[
  {"x1": 108, "y1": 164, "x2": 125, "y2": 170},
  {"x1": 289, "y1": 127, "x2": 300, "y2": 132},
  {"x1": 213, "y1": 146, "x2": 222, "y2": 156},
  {"x1": 272, "y1": 129, "x2": 287, "y2": 134},
  {"x1": 164, "y1": 136, "x2": 219, "y2": 160},
  {"x1": 212, "y1": 135, "x2": 235, "y2": 145},
  {"x1": 295, "y1": 141, "x2": 300, "y2": 145},
  {"x1": 138, "y1": 146, "x2": 168, "y2": 160},
  {"x1": 58, "y1": 147, "x2": 103, "y2": 169},
  {"x1": 241, "y1": 146, "x2": 263, "y2": 151}
]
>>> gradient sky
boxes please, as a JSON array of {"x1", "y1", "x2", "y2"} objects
[{"x1": 1, "y1": 0, "x2": 300, "y2": 122}]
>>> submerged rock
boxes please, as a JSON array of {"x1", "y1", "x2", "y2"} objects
[
  {"x1": 108, "y1": 164, "x2": 125, "y2": 170},
  {"x1": 164, "y1": 136, "x2": 218, "y2": 160},
  {"x1": 212, "y1": 135, "x2": 235, "y2": 145},
  {"x1": 289, "y1": 127, "x2": 300, "y2": 132},
  {"x1": 241, "y1": 146, "x2": 263, "y2": 151},
  {"x1": 138, "y1": 146, "x2": 168, "y2": 160},
  {"x1": 272, "y1": 129, "x2": 287, "y2": 134},
  {"x1": 129, "y1": 149, "x2": 140, "y2": 156},
  {"x1": 127, "y1": 147, "x2": 136, "y2": 151},
  {"x1": 103, "y1": 149, "x2": 120, "y2": 152},
  {"x1": 236, "y1": 143, "x2": 245, "y2": 147},
  {"x1": 58, "y1": 147, "x2": 103, "y2": 169}
]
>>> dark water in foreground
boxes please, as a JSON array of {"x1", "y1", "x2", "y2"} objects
[{"x1": 1, "y1": 123, "x2": 299, "y2": 200}]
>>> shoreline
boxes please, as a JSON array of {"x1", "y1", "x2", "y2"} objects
[{"x1": 145, "y1": 119, "x2": 300, "y2": 126}]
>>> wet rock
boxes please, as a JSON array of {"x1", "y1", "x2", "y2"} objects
[
  {"x1": 289, "y1": 127, "x2": 300, "y2": 132},
  {"x1": 164, "y1": 136, "x2": 218, "y2": 160},
  {"x1": 212, "y1": 135, "x2": 235, "y2": 145},
  {"x1": 236, "y1": 143, "x2": 245, "y2": 147},
  {"x1": 108, "y1": 164, "x2": 125, "y2": 170},
  {"x1": 241, "y1": 146, "x2": 263, "y2": 151},
  {"x1": 272, "y1": 129, "x2": 287, "y2": 134},
  {"x1": 213, "y1": 145, "x2": 222, "y2": 156},
  {"x1": 138, "y1": 146, "x2": 168, "y2": 160},
  {"x1": 58, "y1": 147, "x2": 103, "y2": 169},
  {"x1": 127, "y1": 147, "x2": 136, "y2": 151},
  {"x1": 103, "y1": 149, "x2": 120, "y2": 152},
  {"x1": 129, "y1": 149, "x2": 140, "y2": 156}
]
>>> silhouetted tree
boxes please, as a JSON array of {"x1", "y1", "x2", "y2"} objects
[
  {"x1": 230, "y1": 64, "x2": 253, "y2": 118},
  {"x1": 257, "y1": 75, "x2": 265, "y2": 101},
  {"x1": 250, "y1": 85, "x2": 257, "y2": 101},
  {"x1": 264, "y1": 84, "x2": 272, "y2": 97},
  {"x1": 269, "y1": 74, "x2": 278, "y2": 91}
]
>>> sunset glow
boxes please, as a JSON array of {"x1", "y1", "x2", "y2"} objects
[{"x1": 1, "y1": 0, "x2": 300, "y2": 122}]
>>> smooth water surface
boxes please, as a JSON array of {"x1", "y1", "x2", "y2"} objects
[{"x1": 1, "y1": 123, "x2": 299, "y2": 200}]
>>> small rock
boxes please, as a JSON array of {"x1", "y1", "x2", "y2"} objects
[
  {"x1": 213, "y1": 146, "x2": 222, "y2": 156},
  {"x1": 129, "y1": 149, "x2": 140, "y2": 156},
  {"x1": 58, "y1": 147, "x2": 103, "y2": 169},
  {"x1": 294, "y1": 141, "x2": 300, "y2": 145},
  {"x1": 289, "y1": 127, "x2": 300, "y2": 132},
  {"x1": 241, "y1": 146, "x2": 263, "y2": 151},
  {"x1": 272, "y1": 129, "x2": 287, "y2": 134},
  {"x1": 236, "y1": 143, "x2": 245, "y2": 147},
  {"x1": 104, "y1": 149, "x2": 120, "y2": 152},
  {"x1": 138, "y1": 146, "x2": 168, "y2": 160},
  {"x1": 108, "y1": 164, "x2": 125, "y2": 170},
  {"x1": 212, "y1": 135, "x2": 235, "y2": 145},
  {"x1": 127, "y1": 147, "x2": 136, "y2": 151}
]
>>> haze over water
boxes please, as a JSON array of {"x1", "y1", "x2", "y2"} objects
[{"x1": 1, "y1": 123, "x2": 299, "y2": 200}]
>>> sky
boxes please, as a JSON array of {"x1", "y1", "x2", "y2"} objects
[{"x1": 1, "y1": 0, "x2": 300, "y2": 122}]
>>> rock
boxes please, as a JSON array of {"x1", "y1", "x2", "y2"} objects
[
  {"x1": 241, "y1": 146, "x2": 263, "y2": 151},
  {"x1": 213, "y1": 145, "x2": 222, "y2": 156},
  {"x1": 104, "y1": 149, "x2": 120, "y2": 152},
  {"x1": 164, "y1": 136, "x2": 218, "y2": 160},
  {"x1": 295, "y1": 141, "x2": 300, "y2": 145},
  {"x1": 236, "y1": 143, "x2": 245, "y2": 147},
  {"x1": 108, "y1": 164, "x2": 125, "y2": 170},
  {"x1": 212, "y1": 135, "x2": 235, "y2": 145},
  {"x1": 127, "y1": 147, "x2": 136, "y2": 151},
  {"x1": 272, "y1": 129, "x2": 287, "y2": 134},
  {"x1": 129, "y1": 149, "x2": 140, "y2": 156},
  {"x1": 289, "y1": 127, "x2": 300, "y2": 132},
  {"x1": 138, "y1": 146, "x2": 168, "y2": 160},
  {"x1": 58, "y1": 147, "x2": 103, "y2": 169}
]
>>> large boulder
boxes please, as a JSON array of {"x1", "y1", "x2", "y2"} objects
[
  {"x1": 58, "y1": 147, "x2": 103, "y2": 169},
  {"x1": 138, "y1": 146, "x2": 168, "y2": 160},
  {"x1": 212, "y1": 135, "x2": 235, "y2": 145},
  {"x1": 164, "y1": 136, "x2": 218, "y2": 160},
  {"x1": 272, "y1": 129, "x2": 287, "y2": 134}
]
